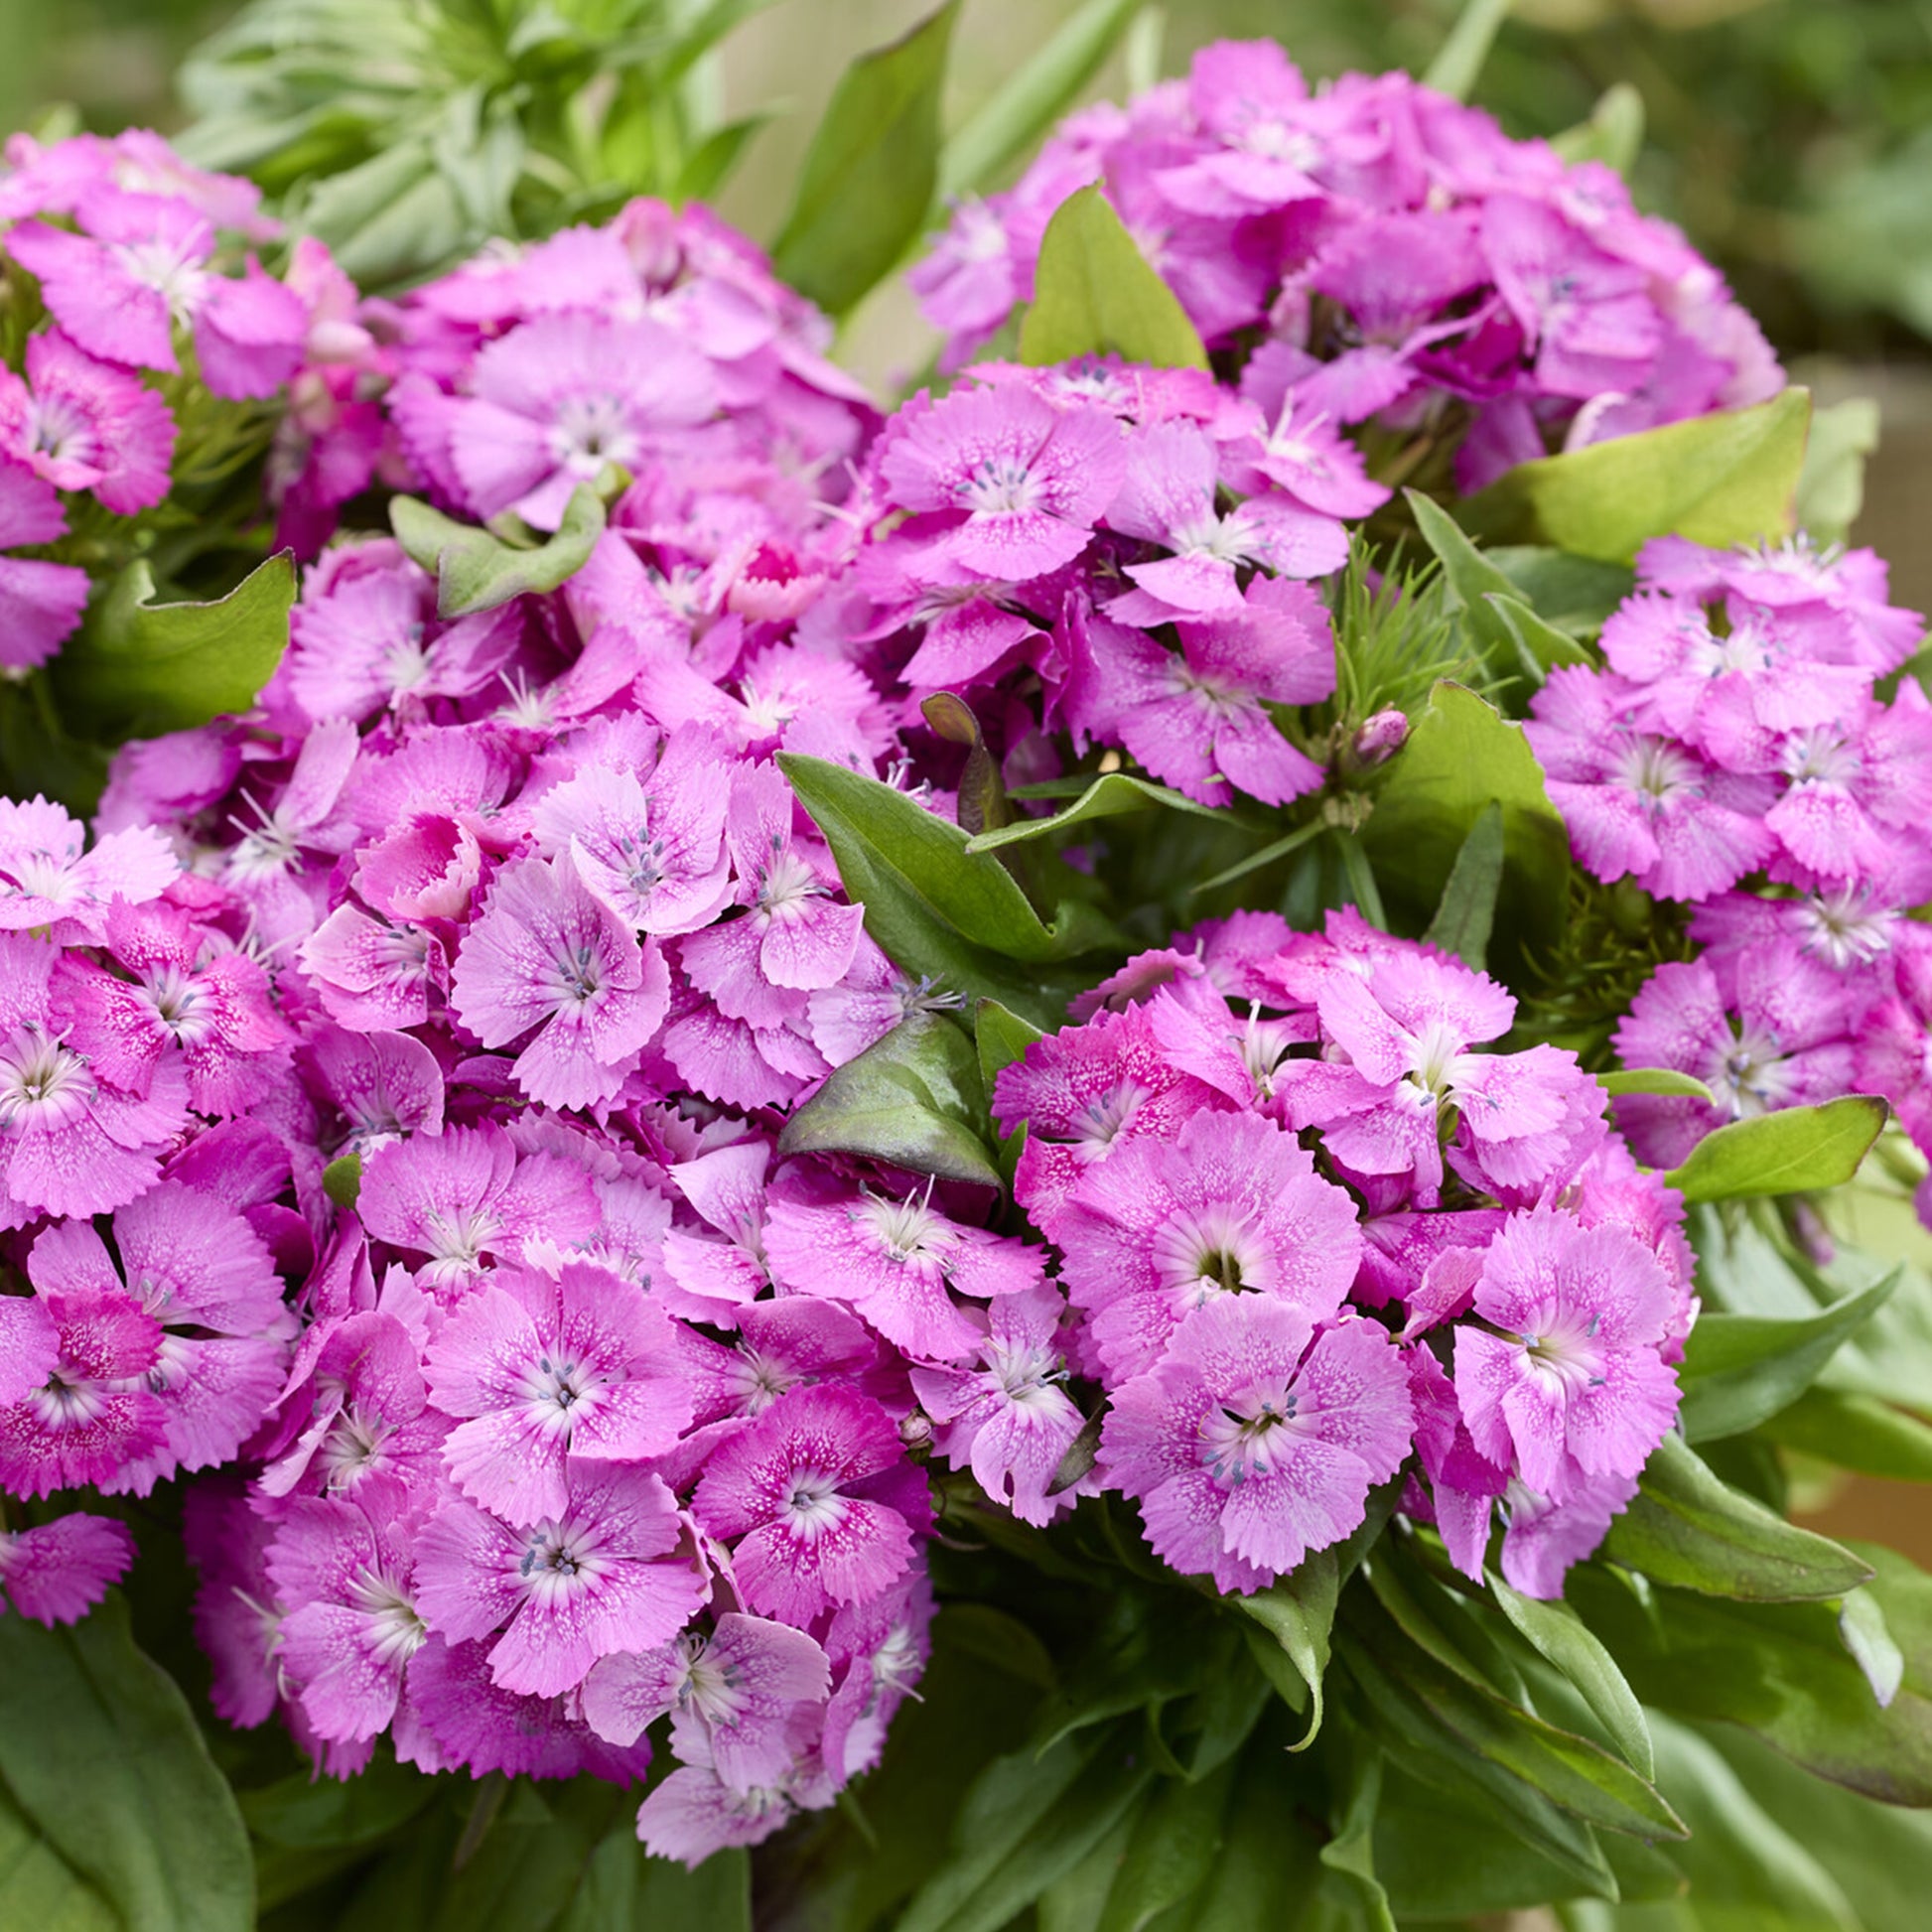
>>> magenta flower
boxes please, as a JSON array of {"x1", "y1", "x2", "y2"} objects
[
  {"x1": 0, "y1": 932, "x2": 189, "y2": 1222},
  {"x1": 580, "y1": 1611, "x2": 832, "y2": 1791},
  {"x1": 1527, "y1": 666, "x2": 1776, "y2": 901},
  {"x1": 878, "y1": 383, "x2": 1125, "y2": 580},
  {"x1": 357, "y1": 1123, "x2": 602, "y2": 1297},
  {"x1": 527, "y1": 727, "x2": 734, "y2": 936},
  {"x1": 692, "y1": 1385, "x2": 926, "y2": 1625},
  {"x1": 1452, "y1": 1205, "x2": 1680, "y2": 1502},
  {"x1": 0, "y1": 330, "x2": 175, "y2": 511},
  {"x1": 658, "y1": 1138, "x2": 778, "y2": 1324},
  {"x1": 0, "y1": 1514, "x2": 135, "y2": 1626},
  {"x1": 439, "y1": 312, "x2": 718, "y2": 529},
  {"x1": 415, "y1": 1460, "x2": 706, "y2": 1698},
  {"x1": 299, "y1": 904, "x2": 443, "y2": 1033},
  {"x1": 634, "y1": 1727, "x2": 813, "y2": 1866},
  {"x1": 423, "y1": 1260, "x2": 695, "y2": 1525},
  {"x1": 1102, "y1": 1296, "x2": 1414, "y2": 1591},
  {"x1": 765, "y1": 1186, "x2": 1044, "y2": 1363},
  {"x1": 1070, "y1": 580, "x2": 1330, "y2": 807},
  {"x1": 1103, "y1": 421, "x2": 1347, "y2": 612},
  {"x1": 993, "y1": 1002, "x2": 1223, "y2": 1241},
  {"x1": 679, "y1": 760, "x2": 865, "y2": 1021},
  {"x1": 1055, "y1": 1108, "x2": 1363, "y2": 1381},
  {"x1": 910, "y1": 1286, "x2": 1087, "y2": 1525},
  {"x1": 450, "y1": 857, "x2": 671, "y2": 1110},
  {"x1": 819, "y1": 1574, "x2": 932, "y2": 1785},
  {"x1": 0, "y1": 455, "x2": 89, "y2": 671},
  {"x1": 0, "y1": 795, "x2": 176, "y2": 942},
  {"x1": 267, "y1": 1492, "x2": 428, "y2": 1744}
]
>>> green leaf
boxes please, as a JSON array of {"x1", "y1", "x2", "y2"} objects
[
  {"x1": 557, "y1": 1832, "x2": 750, "y2": 1932},
  {"x1": 1484, "y1": 546, "x2": 1635, "y2": 635},
  {"x1": 1602, "y1": 1433, "x2": 1873, "y2": 1601},
  {"x1": 1840, "y1": 1587, "x2": 1906, "y2": 1710},
  {"x1": 1231, "y1": 1551, "x2": 1338, "y2": 1749},
  {"x1": 1795, "y1": 395, "x2": 1881, "y2": 547},
  {"x1": 1358, "y1": 680, "x2": 1572, "y2": 979},
  {"x1": 1487, "y1": 1574, "x2": 1654, "y2": 1779},
  {"x1": 0, "y1": 672, "x2": 111, "y2": 819},
  {"x1": 922, "y1": 692, "x2": 1011, "y2": 837},
  {"x1": 1422, "y1": 800, "x2": 1504, "y2": 971},
  {"x1": 964, "y1": 771, "x2": 1231, "y2": 854},
  {"x1": 1598, "y1": 1066, "x2": 1717, "y2": 1101},
  {"x1": 974, "y1": 998, "x2": 1043, "y2": 1090},
  {"x1": 1758, "y1": 1386, "x2": 1932, "y2": 1481},
  {"x1": 389, "y1": 486, "x2": 606, "y2": 620},
  {"x1": 1665, "y1": 1095, "x2": 1889, "y2": 1202},
  {"x1": 1092, "y1": 1760, "x2": 1236, "y2": 1932},
  {"x1": 52, "y1": 553, "x2": 295, "y2": 743},
  {"x1": 1550, "y1": 81, "x2": 1646, "y2": 176},
  {"x1": 1422, "y1": 0, "x2": 1513, "y2": 101},
  {"x1": 1017, "y1": 183, "x2": 1210, "y2": 371},
  {"x1": 0, "y1": 1592, "x2": 253, "y2": 1932},
  {"x1": 770, "y1": 2, "x2": 957, "y2": 316},
  {"x1": 1678, "y1": 1272, "x2": 1898, "y2": 1442},
  {"x1": 1458, "y1": 388, "x2": 1813, "y2": 564},
  {"x1": 322, "y1": 1152, "x2": 363, "y2": 1213},
  {"x1": 672, "y1": 112, "x2": 772, "y2": 205},
  {"x1": 939, "y1": 0, "x2": 1141, "y2": 198},
  {"x1": 778, "y1": 752, "x2": 1112, "y2": 1027},
  {"x1": 1316, "y1": 1733, "x2": 1398, "y2": 1932},
  {"x1": 777, "y1": 1012, "x2": 999, "y2": 1188},
  {"x1": 239, "y1": 1754, "x2": 434, "y2": 1850}
]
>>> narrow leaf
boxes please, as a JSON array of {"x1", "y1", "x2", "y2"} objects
[
  {"x1": 1488, "y1": 1573, "x2": 1655, "y2": 1779},
  {"x1": 1422, "y1": 0, "x2": 1514, "y2": 102},
  {"x1": 1599, "y1": 1067, "x2": 1717, "y2": 1101},
  {"x1": 53, "y1": 553, "x2": 295, "y2": 742},
  {"x1": 390, "y1": 485, "x2": 606, "y2": 619},
  {"x1": 1422, "y1": 800, "x2": 1504, "y2": 971},
  {"x1": 1840, "y1": 1588, "x2": 1906, "y2": 1709},
  {"x1": 1796, "y1": 395, "x2": 1881, "y2": 547},
  {"x1": 1232, "y1": 1550, "x2": 1339, "y2": 1749},
  {"x1": 973, "y1": 998, "x2": 1043, "y2": 1089},
  {"x1": 1758, "y1": 1387, "x2": 1932, "y2": 1482},
  {"x1": 964, "y1": 769, "x2": 1229, "y2": 854},
  {"x1": 1603, "y1": 1433, "x2": 1873, "y2": 1601},
  {"x1": 1017, "y1": 183, "x2": 1209, "y2": 370},
  {"x1": 1666, "y1": 1096, "x2": 1889, "y2": 1203},
  {"x1": 1551, "y1": 81, "x2": 1645, "y2": 175},
  {"x1": 771, "y1": 2, "x2": 957, "y2": 316},
  {"x1": 1459, "y1": 387, "x2": 1813, "y2": 564},
  {"x1": 1679, "y1": 1272, "x2": 1899, "y2": 1442}
]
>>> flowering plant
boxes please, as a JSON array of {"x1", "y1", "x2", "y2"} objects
[{"x1": 2, "y1": 7, "x2": 1931, "y2": 1931}]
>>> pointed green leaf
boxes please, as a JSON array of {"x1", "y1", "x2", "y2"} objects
[
  {"x1": 1665, "y1": 1095, "x2": 1889, "y2": 1202},
  {"x1": 1598, "y1": 1067, "x2": 1717, "y2": 1101},
  {"x1": 1603, "y1": 1433, "x2": 1873, "y2": 1601},
  {"x1": 974, "y1": 998, "x2": 1043, "y2": 1088},
  {"x1": 776, "y1": 1012, "x2": 1000, "y2": 1188},
  {"x1": 1232, "y1": 1549, "x2": 1339, "y2": 1749},
  {"x1": 1796, "y1": 396, "x2": 1881, "y2": 547},
  {"x1": 390, "y1": 485, "x2": 606, "y2": 619},
  {"x1": 1017, "y1": 183, "x2": 1209, "y2": 370},
  {"x1": 1488, "y1": 1573, "x2": 1654, "y2": 1779},
  {"x1": 964, "y1": 770, "x2": 1231, "y2": 854},
  {"x1": 1422, "y1": 800, "x2": 1504, "y2": 971},
  {"x1": 52, "y1": 553, "x2": 295, "y2": 742},
  {"x1": 1359, "y1": 680, "x2": 1572, "y2": 978},
  {"x1": 1422, "y1": 0, "x2": 1513, "y2": 101},
  {"x1": 770, "y1": 3, "x2": 957, "y2": 316},
  {"x1": 1679, "y1": 1271, "x2": 1899, "y2": 1442},
  {"x1": 0, "y1": 1592, "x2": 253, "y2": 1932},
  {"x1": 939, "y1": 0, "x2": 1141, "y2": 198},
  {"x1": 1840, "y1": 1587, "x2": 1906, "y2": 1710},
  {"x1": 1760, "y1": 1386, "x2": 1932, "y2": 1481},
  {"x1": 1551, "y1": 81, "x2": 1646, "y2": 176},
  {"x1": 1485, "y1": 545, "x2": 1635, "y2": 634},
  {"x1": 1459, "y1": 387, "x2": 1812, "y2": 563}
]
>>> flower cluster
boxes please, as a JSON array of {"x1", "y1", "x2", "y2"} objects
[
  {"x1": 982, "y1": 911, "x2": 1692, "y2": 1598},
  {"x1": 915, "y1": 41, "x2": 1779, "y2": 491},
  {"x1": 1523, "y1": 536, "x2": 1932, "y2": 1202},
  {"x1": 848, "y1": 356, "x2": 1367, "y2": 807},
  {"x1": 0, "y1": 128, "x2": 374, "y2": 667}
]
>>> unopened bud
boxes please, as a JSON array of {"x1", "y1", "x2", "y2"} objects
[
  {"x1": 1352, "y1": 709, "x2": 1410, "y2": 767},
  {"x1": 898, "y1": 1409, "x2": 934, "y2": 1454}
]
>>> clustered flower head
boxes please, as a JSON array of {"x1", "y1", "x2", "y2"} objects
[
  {"x1": 987, "y1": 910, "x2": 1692, "y2": 1599},
  {"x1": 1523, "y1": 536, "x2": 1932, "y2": 1206},
  {"x1": 0, "y1": 128, "x2": 378, "y2": 665},
  {"x1": 845, "y1": 356, "x2": 1359, "y2": 809},
  {"x1": 915, "y1": 40, "x2": 1780, "y2": 492}
]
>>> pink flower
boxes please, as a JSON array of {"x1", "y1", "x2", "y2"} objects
[
  {"x1": 910, "y1": 1286, "x2": 1087, "y2": 1525},
  {"x1": 415, "y1": 1460, "x2": 706, "y2": 1698},
  {"x1": 580, "y1": 1611, "x2": 832, "y2": 1790},
  {"x1": 1054, "y1": 1108, "x2": 1362, "y2": 1380},
  {"x1": 0, "y1": 455, "x2": 89, "y2": 670},
  {"x1": 0, "y1": 330, "x2": 175, "y2": 511},
  {"x1": 878, "y1": 384, "x2": 1125, "y2": 580},
  {"x1": 0, "y1": 1514, "x2": 135, "y2": 1625},
  {"x1": 765, "y1": 1185, "x2": 1044, "y2": 1363},
  {"x1": 450, "y1": 858, "x2": 671, "y2": 1110},
  {"x1": 692, "y1": 1385, "x2": 927, "y2": 1625},
  {"x1": 1452, "y1": 1205, "x2": 1681, "y2": 1501},
  {"x1": 1101, "y1": 1296, "x2": 1413, "y2": 1591},
  {"x1": 423, "y1": 1260, "x2": 695, "y2": 1525},
  {"x1": 0, "y1": 795, "x2": 176, "y2": 942}
]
